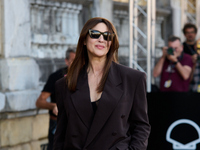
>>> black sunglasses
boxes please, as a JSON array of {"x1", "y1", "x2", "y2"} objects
[{"x1": 88, "y1": 29, "x2": 114, "y2": 41}]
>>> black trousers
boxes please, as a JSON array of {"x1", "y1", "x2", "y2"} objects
[{"x1": 47, "y1": 119, "x2": 57, "y2": 150}]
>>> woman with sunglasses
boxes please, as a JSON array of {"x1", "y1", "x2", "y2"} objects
[{"x1": 53, "y1": 17, "x2": 150, "y2": 150}]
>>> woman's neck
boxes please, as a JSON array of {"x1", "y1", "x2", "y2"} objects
[{"x1": 87, "y1": 57, "x2": 106, "y2": 76}]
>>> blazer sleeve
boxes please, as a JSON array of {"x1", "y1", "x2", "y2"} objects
[
  {"x1": 53, "y1": 78, "x2": 68, "y2": 150},
  {"x1": 128, "y1": 73, "x2": 151, "y2": 150}
]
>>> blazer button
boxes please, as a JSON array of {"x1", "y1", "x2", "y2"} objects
[
  {"x1": 121, "y1": 115, "x2": 125, "y2": 118},
  {"x1": 72, "y1": 135, "x2": 77, "y2": 138},
  {"x1": 112, "y1": 132, "x2": 117, "y2": 136}
]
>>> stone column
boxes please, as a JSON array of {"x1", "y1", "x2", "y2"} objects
[
  {"x1": 0, "y1": 0, "x2": 3, "y2": 56},
  {"x1": 30, "y1": 4, "x2": 38, "y2": 33},
  {"x1": 180, "y1": 0, "x2": 188, "y2": 41},
  {"x1": 196, "y1": 0, "x2": 200, "y2": 39},
  {"x1": 73, "y1": 10, "x2": 80, "y2": 44},
  {"x1": 170, "y1": 0, "x2": 182, "y2": 37},
  {"x1": 37, "y1": 5, "x2": 44, "y2": 33},
  {"x1": 75, "y1": 4, "x2": 83, "y2": 43},
  {"x1": 50, "y1": 6, "x2": 57, "y2": 34},
  {"x1": 155, "y1": 17, "x2": 165, "y2": 58},
  {"x1": 92, "y1": 0, "x2": 113, "y2": 22},
  {"x1": 113, "y1": 10, "x2": 129, "y2": 66},
  {"x1": 43, "y1": 6, "x2": 51, "y2": 34},
  {"x1": 61, "y1": 4, "x2": 68, "y2": 35},
  {"x1": 56, "y1": 6, "x2": 63, "y2": 33},
  {"x1": 92, "y1": 0, "x2": 100, "y2": 17},
  {"x1": 100, "y1": 0, "x2": 113, "y2": 22},
  {"x1": 67, "y1": 3, "x2": 73, "y2": 44},
  {"x1": 71, "y1": 4, "x2": 79, "y2": 45},
  {"x1": 71, "y1": 5, "x2": 77, "y2": 44}
]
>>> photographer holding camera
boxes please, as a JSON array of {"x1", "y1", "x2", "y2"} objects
[{"x1": 153, "y1": 36, "x2": 193, "y2": 92}]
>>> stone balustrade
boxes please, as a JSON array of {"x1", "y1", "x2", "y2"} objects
[{"x1": 30, "y1": 0, "x2": 82, "y2": 58}]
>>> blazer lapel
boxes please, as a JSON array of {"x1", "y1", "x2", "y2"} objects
[
  {"x1": 71, "y1": 68, "x2": 94, "y2": 129},
  {"x1": 84, "y1": 62, "x2": 124, "y2": 147}
]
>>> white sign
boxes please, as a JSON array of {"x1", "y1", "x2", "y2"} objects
[{"x1": 166, "y1": 119, "x2": 200, "y2": 150}]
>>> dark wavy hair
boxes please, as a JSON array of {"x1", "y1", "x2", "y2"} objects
[
  {"x1": 182, "y1": 23, "x2": 197, "y2": 34},
  {"x1": 67, "y1": 17, "x2": 119, "y2": 92}
]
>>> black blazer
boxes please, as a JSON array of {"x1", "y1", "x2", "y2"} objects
[{"x1": 53, "y1": 62, "x2": 150, "y2": 150}]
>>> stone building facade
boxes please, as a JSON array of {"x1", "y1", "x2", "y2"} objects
[{"x1": 0, "y1": 0, "x2": 197, "y2": 149}]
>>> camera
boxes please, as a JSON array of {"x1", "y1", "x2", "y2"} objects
[{"x1": 167, "y1": 47, "x2": 174, "y2": 55}]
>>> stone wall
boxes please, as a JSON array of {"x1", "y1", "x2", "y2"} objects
[
  {"x1": 0, "y1": 114, "x2": 49, "y2": 150},
  {"x1": 0, "y1": 0, "x2": 83, "y2": 149}
]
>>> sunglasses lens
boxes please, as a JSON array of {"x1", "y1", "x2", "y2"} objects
[
  {"x1": 103, "y1": 32, "x2": 113, "y2": 41},
  {"x1": 103, "y1": 33, "x2": 108, "y2": 40},
  {"x1": 90, "y1": 30, "x2": 101, "y2": 39},
  {"x1": 89, "y1": 30, "x2": 113, "y2": 41}
]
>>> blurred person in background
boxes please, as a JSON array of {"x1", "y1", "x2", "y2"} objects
[
  {"x1": 153, "y1": 36, "x2": 193, "y2": 92},
  {"x1": 36, "y1": 48, "x2": 76, "y2": 150},
  {"x1": 182, "y1": 23, "x2": 200, "y2": 92},
  {"x1": 182, "y1": 23, "x2": 198, "y2": 60}
]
